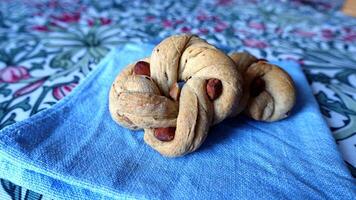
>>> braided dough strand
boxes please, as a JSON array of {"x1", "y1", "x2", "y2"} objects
[
  {"x1": 245, "y1": 61, "x2": 296, "y2": 121},
  {"x1": 110, "y1": 35, "x2": 242, "y2": 157},
  {"x1": 109, "y1": 58, "x2": 179, "y2": 129},
  {"x1": 145, "y1": 35, "x2": 242, "y2": 156},
  {"x1": 229, "y1": 52, "x2": 296, "y2": 121}
]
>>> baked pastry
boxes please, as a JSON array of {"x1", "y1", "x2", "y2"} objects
[
  {"x1": 109, "y1": 35, "x2": 243, "y2": 157},
  {"x1": 229, "y1": 52, "x2": 296, "y2": 121},
  {"x1": 109, "y1": 35, "x2": 296, "y2": 157}
]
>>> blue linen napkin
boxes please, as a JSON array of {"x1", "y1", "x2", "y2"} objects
[{"x1": 0, "y1": 43, "x2": 355, "y2": 200}]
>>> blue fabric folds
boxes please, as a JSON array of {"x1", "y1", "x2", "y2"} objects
[{"x1": 0, "y1": 43, "x2": 355, "y2": 199}]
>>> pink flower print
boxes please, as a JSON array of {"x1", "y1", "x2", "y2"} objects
[
  {"x1": 52, "y1": 12, "x2": 80, "y2": 23},
  {"x1": 216, "y1": 0, "x2": 233, "y2": 6},
  {"x1": 343, "y1": 26, "x2": 352, "y2": 33},
  {"x1": 248, "y1": 22, "x2": 265, "y2": 30},
  {"x1": 321, "y1": 29, "x2": 334, "y2": 40},
  {"x1": 243, "y1": 39, "x2": 268, "y2": 48},
  {"x1": 180, "y1": 26, "x2": 191, "y2": 33},
  {"x1": 162, "y1": 20, "x2": 173, "y2": 28},
  {"x1": 214, "y1": 22, "x2": 228, "y2": 32},
  {"x1": 293, "y1": 29, "x2": 316, "y2": 38},
  {"x1": 13, "y1": 78, "x2": 46, "y2": 97},
  {"x1": 52, "y1": 83, "x2": 77, "y2": 100},
  {"x1": 197, "y1": 14, "x2": 209, "y2": 21},
  {"x1": 343, "y1": 33, "x2": 356, "y2": 42},
  {"x1": 87, "y1": 17, "x2": 112, "y2": 27},
  {"x1": 235, "y1": 29, "x2": 250, "y2": 36},
  {"x1": 100, "y1": 17, "x2": 112, "y2": 25},
  {"x1": 87, "y1": 19, "x2": 95, "y2": 27},
  {"x1": 284, "y1": 56, "x2": 299, "y2": 62},
  {"x1": 175, "y1": 19, "x2": 184, "y2": 25},
  {"x1": 198, "y1": 28, "x2": 209, "y2": 34},
  {"x1": 0, "y1": 66, "x2": 30, "y2": 83},
  {"x1": 31, "y1": 25, "x2": 49, "y2": 32}
]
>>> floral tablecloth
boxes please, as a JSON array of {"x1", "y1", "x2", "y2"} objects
[{"x1": 0, "y1": 0, "x2": 355, "y2": 199}]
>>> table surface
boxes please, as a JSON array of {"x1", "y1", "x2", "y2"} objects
[{"x1": 0, "y1": 0, "x2": 355, "y2": 199}]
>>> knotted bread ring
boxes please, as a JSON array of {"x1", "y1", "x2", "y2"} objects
[
  {"x1": 109, "y1": 35, "x2": 296, "y2": 157},
  {"x1": 109, "y1": 35, "x2": 243, "y2": 157},
  {"x1": 230, "y1": 52, "x2": 296, "y2": 121}
]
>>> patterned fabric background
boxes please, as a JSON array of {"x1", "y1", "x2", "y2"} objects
[{"x1": 0, "y1": 0, "x2": 355, "y2": 199}]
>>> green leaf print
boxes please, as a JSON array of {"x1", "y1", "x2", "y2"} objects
[
  {"x1": 0, "y1": 84, "x2": 11, "y2": 97},
  {"x1": 49, "y1": 51, "x2": 74, "y2": 69},
  {"x1": 10, "y1": 97, "x2": 32, "y2": 112},
  {"x1": 305, "y1": 72, "x2": 331, "y2": 84},
  {"x1": 328, "y1": 84, "x2": 356, "y2": 140},
  {"x1": 315, "y1": 92, "x2": 356, "y2": 116},
  {"x1": 335, "y1": 69, "x2": 356, "y2": 86}
]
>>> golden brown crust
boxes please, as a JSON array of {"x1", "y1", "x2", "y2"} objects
[
  {"x1": 229, "y1": 52, "x2": 296, "y2": 122},
  {"x1": 244, "y1": 61, "x2": 296, "y2": 121},
  {"x1": 229, "y1": 52, "x2": 258, "y2": 116},
  {"x1": 109, "y1": 35, "x2": 242, "y2": 157},
  {"x1": 109, "y1": 36, "x2": 296, "y2": 157},
  {"x1": 229, "y1": 52, "x2": 258, "y2": 74}
]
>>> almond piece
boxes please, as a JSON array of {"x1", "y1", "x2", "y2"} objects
[
  {"x1": 154, "y1": 127, "x2": 176, "y2": 141},
  {"x1": 206, "y1": 78, "x2": 222, "y2": 100},
  {"x1": 133, "y1": 61, "x2": 150, "y2": 76},
  {"x1": 169, "y1": 82, "x2": 180, "y2": 101},
  {"x1": 250, "y1": 77, "x2": 265, "y2": 97}
]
